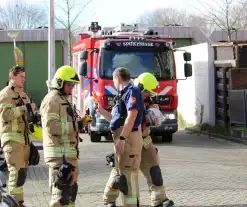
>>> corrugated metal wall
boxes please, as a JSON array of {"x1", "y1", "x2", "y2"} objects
[{"x1": 0, "y1": 41, "x2": 64, "y2": 106}]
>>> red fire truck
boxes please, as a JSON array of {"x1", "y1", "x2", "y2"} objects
[{"x1": 72, "y1": 22, "x2": 192, "y2": 143}]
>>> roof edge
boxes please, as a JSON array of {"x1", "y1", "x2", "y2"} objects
[{"x1": 0, "y1": 28, "x2": 68, "y2": 43}]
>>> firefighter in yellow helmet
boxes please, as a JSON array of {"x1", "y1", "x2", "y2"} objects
[
  {"x1": 40, "y1": 65, "x2": 88, "y2": 207},
  {"x1": 134, "y1": 72, "x2": 174, "y2": 207},
  {"x1": 0, "y1": 66, "x2": 39, "y2": 207}
]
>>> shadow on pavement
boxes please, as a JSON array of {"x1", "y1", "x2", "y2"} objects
[
  {"x1": 175, "y1": 205, "x2": 247, "y2": 207},
  {"x1": 152, "y1": 130, "x2": 246, "y2": 150},
  {"x1": 138, "y1": 205, "x2": 247, "y2": 207}
]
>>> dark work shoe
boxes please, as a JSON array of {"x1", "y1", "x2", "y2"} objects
[
  {"x1": 104, "y1": 203, "x2": 116, "y2": 207},
  {"x1": 154, "y1": 199, "x2": 174, "y2": 207},
  {"x1": 18, "y1": 200, "x2": 26, "y2": 207}
]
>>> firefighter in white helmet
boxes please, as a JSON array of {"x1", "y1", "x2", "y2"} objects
[{"x1": 40, "y1": 65, "x2": 90, "y2": 207}]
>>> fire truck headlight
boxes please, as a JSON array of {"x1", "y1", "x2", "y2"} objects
[
  {"x1": 163, "y1": 113, "x2": 176, "y2": 120},
  {"x1": 168, "y1": 114, "x2": 176, "y2": 119}
]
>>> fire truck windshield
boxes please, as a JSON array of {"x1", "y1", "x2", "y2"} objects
[{"x1": 99, "y1": 49, "x2": 174, "y2": 80}]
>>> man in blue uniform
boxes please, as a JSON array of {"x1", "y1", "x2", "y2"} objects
[
  {"x1": 96, "y1": 67, "x2": 144, "y2": 207},
  {"x1": 104, "y1": 72, "x2": 174, "y2": 207}
]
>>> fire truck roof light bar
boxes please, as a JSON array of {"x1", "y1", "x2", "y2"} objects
[
  {"x1": 99, "y1": 23, "x2": 168, "y2": 37},
  {"x1": 102, "y1": 35, "x2": 170, "y2": 39},
  {"x1": 88, "y1": 22, "x2": 101, "y2": 33},
  {"x1": 81, "y1": 22, "x2": 175, "y2": 45}
]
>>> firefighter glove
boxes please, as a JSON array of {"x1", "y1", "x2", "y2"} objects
[
  {"x1": 106, "y1": 153, "x2": 115, "y2": 167},
  {"x1": 55, "y1": 161, "x2": 75, "y2": 187},
  {"x1": 29, "y1": 123, "x2": 35, "y2": 133},
  {"x1": 67, "y1": 106, "x2": 74, "y2": 118},
  {"x1": 16, "y1": 99, "x2": 24, "y2": 107},
  {"x1": 26, "y1": 103, "x2": 33, "y2": 112},
  {"x1": 28, "y1": 142, "x2": 40, "y2": 166},
  {"x1": 0, "y1": 157, "x2": 7, "y2": 171},
  {"x1": 33, "y1": 112, "x2": 41, "y2": 124},
  {"x1": 77, "y1": 120, "x2": 83, "y2": 133}
]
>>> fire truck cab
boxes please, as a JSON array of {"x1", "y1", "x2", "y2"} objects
[{"x1": 72, "y1": 22, "x2": 192, "y2": 143}]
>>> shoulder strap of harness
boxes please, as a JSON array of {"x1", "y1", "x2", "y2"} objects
[
  {"x1": 58, "y1": 93, "x2": 77, "y2": 131},
  {"x1": 58, "y1": 93, "x2": 80, "y2": 158},
  {"x1": 10, "y1": 86, "x2": 30, "y2": 145}
]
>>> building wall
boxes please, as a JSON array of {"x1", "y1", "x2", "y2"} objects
[
  {"x1": 175, "y1": 42, "x2": 215, "y2": 126},
  {"x1": 171, "y1": 38, "x2": 192, "y2": 47},
  {"x1": 0, "y1": 41, "x2": 64, "y2": 106}
]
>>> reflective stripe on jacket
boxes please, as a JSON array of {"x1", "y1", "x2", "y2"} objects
[
  {"x1": 0, "y1": 84, "x2": 29, "y2": 146},
  {"x1": 40, "y1": 90, "x2": 79, "y2": 162}
]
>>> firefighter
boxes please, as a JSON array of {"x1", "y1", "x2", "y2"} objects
[
  {"x1": 40, "y1": 65, "x2": 88, "y2": 207},
  {"x1": 96, "y1": 67, "x2": 144, "y2": 207},
  {"x1": 0, "y1": 66, "x2": 35, "y2": 207},
  {"x1": 134, "y1": 72, "x2": 174, "y2": 207}
]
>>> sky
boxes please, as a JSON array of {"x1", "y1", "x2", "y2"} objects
[{"x1": 1, "y1": 0, "x2": 202, "y2": 27}]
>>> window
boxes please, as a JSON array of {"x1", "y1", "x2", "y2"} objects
[{"x1": 100, "y1": 49, "x2": 174, "y2": 80}]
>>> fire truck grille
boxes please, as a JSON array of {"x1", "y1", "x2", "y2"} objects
[{"x1": 151, "y1": 95, "x2": 171, "y2": 106}]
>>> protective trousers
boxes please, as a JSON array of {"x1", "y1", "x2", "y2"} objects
[
  {"x1": 48, "y1": 158, "x2": 79, "y2": 207},
  {"x1": 141, "y1": 126, "x2": 168, "y2": 206},
  {"x1": 103, "y1": 127, "x2": 143, "y2": 207},
  {"x1": 3, "y1": 141, "x2": 30, "y2": 202}
]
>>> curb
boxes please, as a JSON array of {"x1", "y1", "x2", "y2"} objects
[{"x1": 185, "y1": 127, "x2": 247, "y2": 145}]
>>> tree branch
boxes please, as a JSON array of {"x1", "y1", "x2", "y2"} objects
[
  {"x1": 0, "y1": 1, "x2": 47, "y2": 29},
  {"x1": 70, "y1": 0, "x2": 93, "y2": 26},
  {"x1": 55, "y1": 16, "x2": 68, "y2": 28}
]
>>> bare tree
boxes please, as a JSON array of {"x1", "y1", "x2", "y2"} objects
[
  {"x1": 0, "y1": 0, "x2": 47, "y2": 30},
  {"x1": 138, "y1": 8, "x2": 190, "y2": 26},
  {"x1": 195, "y1": 0, "x2": 247, "y2": 41},
  {"x1": 137, "y1": 8, "x2": 213, "y2": 35},
  {"x1": 53, "y1": 0, "x2": 93, "y2": 66},
  {"x1": 185, "y1": 14, "x2": 215, "y2": 35},
  {"x1": 72, "y1": 25, "x2": 88, "y2": 42}
]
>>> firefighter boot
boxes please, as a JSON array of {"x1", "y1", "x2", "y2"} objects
[
  {"x1": 153, "y1": 199, "x2": 174, "y2": 207},
  {"x1": 103, "y1": 203, "x2": 116, "y2": 207},
  {"x1": 18, "y1": 200, "x2": 26, "y2": 207},
  {"x1": 154, "y1": 199, "x2": 174, "y2": 207}
]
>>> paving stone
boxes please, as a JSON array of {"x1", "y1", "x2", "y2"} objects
[{"x1": 22, "y1": 132, "x2": 247, "y2": 206}]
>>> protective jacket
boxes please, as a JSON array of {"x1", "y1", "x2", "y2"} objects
[
  {"x1": 0, "y1": 83, "x2": 30, "y2": 147},
  {"x1": 40, "y1": 89, "x2": 79, "y2": 163}
]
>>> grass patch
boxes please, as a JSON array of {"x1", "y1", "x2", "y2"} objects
[
  {"x1": 188, "y1": 123, "x2": 230, "y2": 136},
  {"x1": 200, "y1": 123, "x2": 230, "y2": 136}
]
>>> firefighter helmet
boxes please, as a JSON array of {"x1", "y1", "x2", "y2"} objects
[
  {"x1": 30, "y1": 124, "x2": 43, "y2": 140},
  {"x1": 52, "y1": 65, "x2": 79, "y2": 89},
  {"x1": 134, "y1": 72, "x2": 158, "y2": 94}
]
